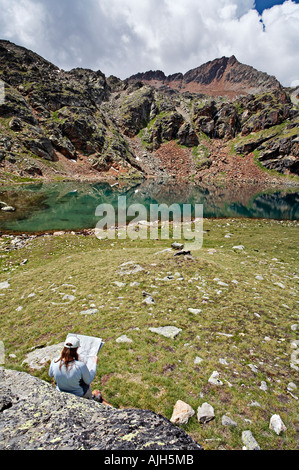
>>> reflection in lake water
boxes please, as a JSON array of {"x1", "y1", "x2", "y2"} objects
[{"x1": 0, "y1": 179, "x2": 298, "y2": 233}]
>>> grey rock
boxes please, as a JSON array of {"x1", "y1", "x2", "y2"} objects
[
  {"x1": 113, "y1": 281, "x2": 126, "y2": 288},
  {"x1": 171, "y1": 242, "x2": 184, "y2": 250},
  {"x1": 22, "y1": 343, "x2": 65, "y2": 370},
  {"x1": 269, "y1": 414, "x2": 287, "y2": 435},
  {"x1": 118, "y1": 262, "x2": 144, "y2": 276},
  {"x1": 142, "y1": 291, "x2": 155, "y2": 304},
  {"x1": 260, "y1": 381, "x2": 268, "y2": 391},
  {"x1": 221, "y1": 415, "x2": 237, "y2": 427},
  {"x1": 188, "y1": 308, "x2": 202, "y2": 315},
  {"x1": 0, "y1": 369, "x2": 203, "y2": 450},
  {"x1": 143, "y1": 295, "x2": 155, "y2": 305},
  {"x1": 217, "y1": 281, "x2": 229, "y2": 287},
  {"x1": 149, "y1": 326, "x2": 182, "y2": 339},
  {"x1": 1, "y1": 205, "x2": 15, "y2": 212},
  {"x1": 0, "y1": 281, "x2": 10, "y2": 289},
  {"x1": 248, "y1": 363, "x2": 258, "y2": 373},
  {"x1": 249, "y1": 401, "x2": 261, "y2": 407},
  {"x1": 115, "y1": 335, "x2": 133, "y2": 343},
  {"x1": 208, "y1": 371, "x2": 223, "y2": 386},
  {"x1": 62, "y1": 294, "x2": 76, "y2": 302},
  {"x1": 9, "y1": 117, "x2": 23, "y2": 131},
  {"x1": 80, "y1": 308, "x2": 99, "y2": 315},
  {"x1": 154, "y1": 248, "x2": 172, "y2": 255},
  {"x1": 197, "y1": 403, "x2": 215, "y2": 424},
  {"x1": 242, "y1": 430, "x2": 261, "y2": 450},
  {"x1": 194, "y1": 356, "x2": 204, "y2": 365},
  {"x1": 287, "y1": 382, "x2": 297, "y2": 392},
  {"x1": 219, "y1": 358, "x2": 229, "y2": 365}
]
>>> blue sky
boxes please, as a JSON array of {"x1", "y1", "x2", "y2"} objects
[
  {"x1": 0, "y1": 0, "x2": 298, "y2": 86},
  {"x1": 255, "y1": 0, "x2": 299, "y2": 14}
]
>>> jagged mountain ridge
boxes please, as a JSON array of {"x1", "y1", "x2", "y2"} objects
[
  {"x1": 128, "y1": 55, "x2": 282, "y2": 98},
  {"x1": 0, "y1": 39, "x2": 298, "y2": 182}
]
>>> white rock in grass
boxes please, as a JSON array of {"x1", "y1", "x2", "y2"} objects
[
  {"x1": 222, "y1": 415, "x2": 237, "y2": 427},
  {"x1": 80, "y1": 308, "x2": 98, "y2": 315},
  {"x1": 149, "y1": 326, "x2": 182, "y2": 339},
  {"x1": 23, "y1": 343, "x2": 64, "y2": 370},
  {"x1": 219, "y1": 358, "x2": 229, "y2": 365},
  {"x1": 287, "y1": 382, "x2": 297, "y2": 392},
  {"x1": 194, "y1": 356, "x2": 203, "y2": 365},
  {"x1": 62, "y1": 294, "x2": 76, "y2": 302},
  {"x1": 170, "y1": 400, "x2": 195, "y2": 425},
  {"x1": 208, "y1": 371, "x2": 223, "y2": 386},
  {"x1": 217, "y1": 281, "x2": 229, "y2": 287},
  {"x1": 260, "y1": 381, "x2": 268, "y2": 391},
  {"x1": 188, "y1": 308, "x2": 202, "y2": 315},
  {"x1": 0, "y1": 281, "x2": 10, "y2": 289},
  {"x1": 1, "y1": 205, "x2": 15, "y2": 212},
  {"x1": 113, "y1": 281, "x2": 126, "y2": 288},
  {"x1": 269, "y1": 414, "x2": 287, "y2": 435},
  {"x1": 143, "y1": 295, "x2": 155, "y2": 305},
  {"x1": 273, "y1": 282, "x2": 285, "y2": 289},
  {"x1": 197, "y1": 402, "x2": 215, "y2": 424},
  {"x1": 248, "y1": 363, "x2": 258, "y2": 373},
  {"x1": 116, "y1": 335, "x2": 132, "y2": 343}
]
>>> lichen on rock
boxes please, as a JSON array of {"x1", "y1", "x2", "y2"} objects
[{"x1": 0, "y1": 368, "x2": 203, "y2": 450}]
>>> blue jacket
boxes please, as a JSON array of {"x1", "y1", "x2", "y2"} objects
[{"x1": 49, "y1": 359, "x2": 97, "y2": 397}]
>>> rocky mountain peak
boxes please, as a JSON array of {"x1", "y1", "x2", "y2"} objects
[{"x1": 128, "y1": 55, "x2": 282, "y2": 98}]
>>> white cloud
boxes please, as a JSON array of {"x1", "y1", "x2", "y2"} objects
[
  {"x1": 0, "y1": 0, "x2": 298, "y2": 86},
  {"x1": 0, "y1": 0, "x2": 46, "y2": 47},
  {"x1": 258, "y1": 1, "x2": 299, "y2": 85}
]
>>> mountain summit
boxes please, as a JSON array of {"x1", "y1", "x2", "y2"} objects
[{"x1": 128, "y1": 56, "x2": 282, "y2": 98}]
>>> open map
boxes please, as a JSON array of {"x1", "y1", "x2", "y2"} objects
[{"x1": 66, "y1": 333, "x2": 104, "y2": 371}]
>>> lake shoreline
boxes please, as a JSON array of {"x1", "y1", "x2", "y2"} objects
[{"x1": 1, "y1": 214, "x2": 298, "y2": 238}]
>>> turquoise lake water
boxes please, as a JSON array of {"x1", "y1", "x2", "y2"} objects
[{"x1": 0, "y1": 180, "x2": 298, "y2": 233}]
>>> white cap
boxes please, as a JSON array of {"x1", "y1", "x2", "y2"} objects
[{"x1": 64, "y1": 336, "x2": 80, "y2": 349}]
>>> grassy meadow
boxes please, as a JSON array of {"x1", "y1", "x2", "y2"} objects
[{"x1": 0, "y1": 217, "x2": 298, "y2": 450}]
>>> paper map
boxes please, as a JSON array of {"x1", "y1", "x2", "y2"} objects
[{"x1": 66, "y1": 333, "x2": 104, "y2": 371}]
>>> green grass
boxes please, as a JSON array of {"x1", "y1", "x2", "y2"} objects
[{"x1": 0, "y1": 218, "x2": 298, "y2": 450}]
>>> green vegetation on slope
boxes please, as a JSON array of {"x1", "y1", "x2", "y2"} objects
[{"x1": 0, "y1": 218, "x2": 298, "y2": 450}]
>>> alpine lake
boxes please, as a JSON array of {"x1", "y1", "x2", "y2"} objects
[{"x1": 0, "y1": 179, "x2": 298, "y2": 233}]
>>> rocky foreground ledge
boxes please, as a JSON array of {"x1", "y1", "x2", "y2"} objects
[{"x1": 0, "y1": 369, "x2": 203, "y2": 451}]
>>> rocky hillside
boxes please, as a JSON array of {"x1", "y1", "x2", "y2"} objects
[
  {"x1": 0, "y1": 40, "x2": 298, "y2": 182},
  {"x1": 0, "y1": 368, "x2": 203, "y2": 450}
]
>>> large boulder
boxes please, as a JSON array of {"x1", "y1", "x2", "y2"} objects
[{"x1": 0, "y1": 369, "x2": 203, "y2": 451}]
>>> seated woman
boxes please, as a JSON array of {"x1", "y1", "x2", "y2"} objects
[{"x1": 49, "y1": 336, "x2": 98, "y2": 400}]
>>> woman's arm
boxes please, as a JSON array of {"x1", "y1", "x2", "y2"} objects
[
  {"x1": 49, "y1": 360, "x2": 54, "y2": 378},
  {"x1": 80, "y1": 357, "x2": 98, "y2": 384}
]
